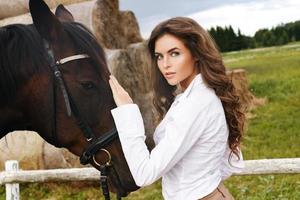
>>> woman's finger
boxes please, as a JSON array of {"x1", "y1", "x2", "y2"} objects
[
  {"x1": 110, "y1": 75, "x2": 125, "y2": 92},
  {"x1": 110, "y1": 75, "x2": 123, "y2": 94},
  {"x1": 109, "y1": 78, "x2": 117, "y2": 93},
  {"x1": 109, "y1": 75, "x2": 119, "y2": 92},
  {"x1": 109, "y1": 75, "x2": 133, "y2": 106}
]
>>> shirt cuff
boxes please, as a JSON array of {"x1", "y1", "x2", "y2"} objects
[{"x1": 111, "y1": 104, "x2": 145, "y2": 138}]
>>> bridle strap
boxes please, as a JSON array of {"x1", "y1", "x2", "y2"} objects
[
  {"x1": 43, "y1": 40, "x2": 72, "y2": 116},
  {"x1": 56, "y1": 54, "x2": 89, "y2": 65},
  {"x1": 51, "y1": 61, "x2": 59, "y2": 146},
  {"x1": 68, "y1": 93, "x2": 95, "y2": 141},
  {"x1": 99, "y1": 165, "x2": 121, "y2": 200},
  {"x1": 94, "y1": 149, "x2": 122, "y2": 200},
  {"x1": 80, "y1": 128, "x2": 118, "y2": 165},
  {"x1": 100, "y1": 165, "x2": 111, "y2": 200}
]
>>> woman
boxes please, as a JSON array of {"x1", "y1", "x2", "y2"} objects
[{"x1": 109, "y1": 17, "x2": 245, "y2": 200}]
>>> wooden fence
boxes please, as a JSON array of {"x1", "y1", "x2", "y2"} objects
[{"x1": 1, "y1": 158, "x2": 300, "y2": 200}]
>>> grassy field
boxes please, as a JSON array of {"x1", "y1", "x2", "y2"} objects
[{"x1": 1, "y1": 42, "x2": 300, "y2": 199}]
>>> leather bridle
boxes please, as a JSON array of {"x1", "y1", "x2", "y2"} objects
[{"x1": 43, "y1": 39, "x2": 125, "y2": 200}]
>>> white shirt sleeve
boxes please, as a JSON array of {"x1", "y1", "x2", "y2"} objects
[
  {"x1": 111, "y1": 101, "x2": 212, "y2": 187},
  {"x1": 221, "y1": 145, "x2": 245, "y2": 180}
]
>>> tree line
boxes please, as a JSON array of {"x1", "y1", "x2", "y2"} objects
[{"x1": 208, "y1": 20, "x2": 300, "y2": 52}]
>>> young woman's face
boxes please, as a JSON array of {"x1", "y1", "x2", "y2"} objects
[{"x1": 154, "y1": 34, "x2": 198, "y2": 90}]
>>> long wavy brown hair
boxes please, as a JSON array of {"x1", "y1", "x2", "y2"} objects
[{"x1": 148, "y1": 17, "x2": 245, "y2": 158}]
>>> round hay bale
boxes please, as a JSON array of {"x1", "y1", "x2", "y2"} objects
[{"x1": 0, "y1": 0, "x2": 90, "y2": 20}]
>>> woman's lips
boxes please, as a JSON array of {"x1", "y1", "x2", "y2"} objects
[{"x1": 165, "y1": 72, "x2": 176, "y2": 79}]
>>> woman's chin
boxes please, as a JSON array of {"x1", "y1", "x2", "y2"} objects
[{"x1": 166, "y1": 79, "x2": 178, "y2": 86}]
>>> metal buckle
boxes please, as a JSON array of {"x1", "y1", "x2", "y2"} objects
[{"x1": 93, "y1": 148, "x2": 112, "y2": 167}]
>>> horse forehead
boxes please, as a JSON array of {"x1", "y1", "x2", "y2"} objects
[{"x1": 60, "y1": 59, "x2": 95, "y2": 74}]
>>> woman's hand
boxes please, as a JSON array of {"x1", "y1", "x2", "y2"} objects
[{"x1": 109, "y1": 75, "x2": 133, "y2": 107}]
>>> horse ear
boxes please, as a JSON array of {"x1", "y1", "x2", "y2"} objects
[
  {"x1": 29, "y1": 0, "x2": 64, "y2": 42},
  {"x1": 55, "y1": 4, "x2": 75, "y2": 22}
]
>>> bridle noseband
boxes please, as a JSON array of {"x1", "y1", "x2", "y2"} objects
[{"x1": 43, "y1": 39, "x2": 124, "y2": 200}]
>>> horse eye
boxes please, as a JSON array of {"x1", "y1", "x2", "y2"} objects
[{"x1": 80, "y1": 81, "x2": 96, "y2": 90}]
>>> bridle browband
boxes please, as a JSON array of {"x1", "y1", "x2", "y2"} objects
[{"x1": 43, "y1": 39, "x2": 124, "y2": 200}]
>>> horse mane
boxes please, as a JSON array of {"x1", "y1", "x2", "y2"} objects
[
  {"x1": 0, "y1": 24, "x2": 47, "y2": 105},
  {"x1": 0, "y1": 22, "x2": 109, "y2": 105}
]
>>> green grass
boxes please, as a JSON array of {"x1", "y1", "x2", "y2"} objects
[
  {"x1": 1, "y1": 42, "x2": 300, "y2": 199},
  {"x1": 223, "y1": 41, "x2": 300, "y2": 200}
]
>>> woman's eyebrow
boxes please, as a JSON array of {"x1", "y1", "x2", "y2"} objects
[
  {"x1": 155, "y1": 47, "x2": 180, "y2": 55},
  {"x1": 167, "y1": 47, "x2": 180, "y2": 53}
]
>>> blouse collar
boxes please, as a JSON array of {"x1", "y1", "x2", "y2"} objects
[{"x1": 174, "y1": 73, "x2": 204, "y2": 104}]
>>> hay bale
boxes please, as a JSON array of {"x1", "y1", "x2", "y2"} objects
[
  {"x1": 0, "y1": 1, "x2": 96, "y2": 30},
  {"x1": 0, "y1": 131, "x2": 44, "y2": 170},
  {"x1": 0, "y1": 131, "x2": 82, "y2": 170},
  {"x1": 0, "y1": 0, "x2": 143, "y2": 50},
  {"x1": 0, "y1": 0, "x2": 91, "y2": 20},
  {"x1": 92, "y1": 0, "x2": 143, "y2": 49}
]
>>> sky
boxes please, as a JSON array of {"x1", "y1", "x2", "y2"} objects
[{"x1": 120, "y1": 0, "x2": 300, "y2": 39}]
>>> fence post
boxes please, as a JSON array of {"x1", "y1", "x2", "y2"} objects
[{"x1": 5, "y1": 160, "x2": 20, "y2": 200}]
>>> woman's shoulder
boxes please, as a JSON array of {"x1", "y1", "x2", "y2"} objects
[
  {"x1": 189, "y1": 84, "x2": 222, "y2": 110},
  {"x1": 170, "y1": 88, "x2": 222, "y2": 122}
]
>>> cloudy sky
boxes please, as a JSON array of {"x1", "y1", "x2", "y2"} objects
[{"x1": 120, "y1": 0, "x2": 300, "y2": 39}]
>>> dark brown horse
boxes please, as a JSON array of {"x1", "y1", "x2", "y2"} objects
[{"x1": 0, "y1": 0, "x2": 138, "y2": 198}]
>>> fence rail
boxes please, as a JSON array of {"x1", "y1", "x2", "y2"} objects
[
  {"x1": 1, "y1": 158, "x2": 300, "y2": 199},
  {"x1": 1, "y1": 158, "x2": 300, "y2": 185}
]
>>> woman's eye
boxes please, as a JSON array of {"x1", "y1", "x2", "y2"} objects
[
  {"x1": 80, "y1": 81, "x2": 96, "y2": 90},
  {"x1": 155, "y1": 54, "x2": 163, "y2": 60},
  {"x1": 171, "y1": 51, "x2": 180, "y2": 57}
]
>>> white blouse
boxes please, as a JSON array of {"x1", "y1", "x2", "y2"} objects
[{"x1": 111, "y1": 74, "x2": 244, "y2": 200}]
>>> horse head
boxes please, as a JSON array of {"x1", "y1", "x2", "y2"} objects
[{"x1": 0, "y1": 0, "x2": 139, "y2": 197}]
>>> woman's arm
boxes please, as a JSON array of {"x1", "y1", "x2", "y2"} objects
[
  {"x1": 111, "y1": 100, "x2": 215, "y2": 186},
  {"x1": 109, "y1": 75, "x2": 226, "y2": 186}
]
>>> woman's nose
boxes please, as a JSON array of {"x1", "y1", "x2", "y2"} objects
[{"x1": 162, "y1": 56, "x2": 170, "y2": 69}]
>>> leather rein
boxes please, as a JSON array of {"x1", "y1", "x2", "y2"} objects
[{"x1": 43, "y1": 39, "x2": 124, "y2": 200}]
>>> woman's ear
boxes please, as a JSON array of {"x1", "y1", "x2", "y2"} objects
[{"x1": 194, "y1": 59, "x2": 201, "y2": 71}]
